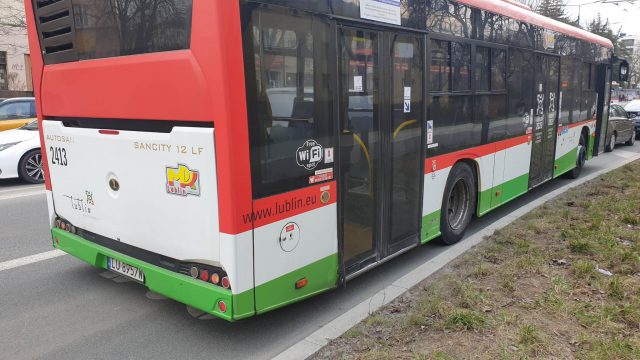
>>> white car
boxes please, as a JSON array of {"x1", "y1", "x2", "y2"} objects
[
  {"x1": 624, "y1": 100, "x2": 640, "y2": 140},
  {"x1": 0, "y1": 121, "x2": 44, "y2": 183}
]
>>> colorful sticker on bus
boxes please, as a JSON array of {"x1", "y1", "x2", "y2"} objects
[{"x1": 166, "y1": 164, "x2": 200, "y2": 197}]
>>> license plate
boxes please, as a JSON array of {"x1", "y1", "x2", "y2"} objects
[{"x1": 108, "y1": 257, "x2": 145, "y2": 283}]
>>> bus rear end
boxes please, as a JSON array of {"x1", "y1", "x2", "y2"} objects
[{"x1": 25, "y1": 0, "x2": 254, "y2": 321}]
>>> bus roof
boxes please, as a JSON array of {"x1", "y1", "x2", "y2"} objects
[{"x1": 459, "y1": 0, "x2": 614, "y2": 49}]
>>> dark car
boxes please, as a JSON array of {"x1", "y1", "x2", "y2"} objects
[
  {"x1": 605, "y1": 104, "x2": 636, "y2": 152},
  {"x1": 624, "y1": 100, "x2": 640, "y2": 139}
]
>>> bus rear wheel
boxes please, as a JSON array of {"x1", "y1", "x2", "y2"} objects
[
  {"x1": 566, "y1": 133, "x2": 587, "y2": 179},
  {"x1": 440, "y1": 162, "x2": 476, "y2": 245}
]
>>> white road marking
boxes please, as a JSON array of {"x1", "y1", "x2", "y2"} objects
[
  {"x1": 0, "y1": 189, "x2": 46, "y2": 201},
  {"x1": 0, "y1": 250, "x2": 66, "y2": 272},
  {"x1": 0, "y1": 185, "x2": 44, "y2": 194}
]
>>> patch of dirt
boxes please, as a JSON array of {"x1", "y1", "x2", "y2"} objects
[{"x1": 313, "y1": 160, "x2": 640, "y2": 360}]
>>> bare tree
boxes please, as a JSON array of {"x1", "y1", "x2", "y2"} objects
[
  {"x1": 628, "y1": 53, "x2": 640, "y2": 89},
  {"x1": 0, "y1": 0, "x2": 28, "y2": 50}
]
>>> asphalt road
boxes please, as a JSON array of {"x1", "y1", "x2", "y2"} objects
[{"x1": 1, "y1": 143, "x2": 639, "y2": 360}]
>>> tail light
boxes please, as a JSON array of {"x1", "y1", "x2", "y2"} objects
[
  {"x1": 221, "y1": 277, "x2": 230, "y2": 289},
  {"x1": 218, "y1": 300, "x2": 227, "y2": 313},
  {"x1": 199, "y1": 269, "x2": 210, "y2": 282},
  {"x1": 210, "y1": 273, "x2": 220, "y2": 285}
]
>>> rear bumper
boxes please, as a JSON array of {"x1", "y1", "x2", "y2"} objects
[{"x1": 51, "y1": 228, "x2": 236, "y2": 321}]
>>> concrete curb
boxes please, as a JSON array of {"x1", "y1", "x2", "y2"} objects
[{"x1": 273, "y1": 152, "x2": 640, "y2": 360}]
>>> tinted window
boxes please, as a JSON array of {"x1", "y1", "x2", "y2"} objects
[
  {"x1": 475, "y1": 46, "x2": 490, "y2": 91},
  {"x1": 507, "y1": 49, "x2": 535, "y2": 137},
  {"x1": 571, "y1": 59, "x2": 582, "y2": 123},
  {"x1": 71, "y1": 0, "x2": 192, "y2": 60},
  {"x1": 491, "y1": 49, "x2": 506, "y2": 91},
  {"x1": 560, "y1": 57, "x2": 573, "y2": 123},
  {"x1": 430, "y1": 40, "x2": 450, "y2": 92},
  {"x1": 477, "y1": 11, "x2": 507, "y2": 42},
  {"x1": 481, "y1": 95, "x2": 508, "y2": 142},
  {"x1": 429, "y1": 95, "x2": 479, "y2": 154},
  {"x1": 451, "y1": 42, "x2": 471, "y2": 91},
  {"x1": 425, "y1": 0, "x2": 472, "y2": 38},
  {"x1": 0, "y1": 101, "x2": 34, "y2": 120},
  {"x1": 244, "y1": 8, "x2": 334, "y2": 197}
]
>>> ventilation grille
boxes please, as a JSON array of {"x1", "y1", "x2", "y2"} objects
[{"x1": 34, "y1": 0, "x2": 77, "y2": 64}]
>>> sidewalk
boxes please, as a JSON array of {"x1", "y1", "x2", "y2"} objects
[{"x1": 312, "y1": 160, "x2": 640, "y2": 360}]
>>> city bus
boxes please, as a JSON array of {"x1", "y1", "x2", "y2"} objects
[{"x1": 25, "y1": 0, "x2": 621, "y2": 321}]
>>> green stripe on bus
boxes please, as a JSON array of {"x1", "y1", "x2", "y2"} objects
[
  {"x1": 51, "y1": 228, "x2": 235, "y2": 321},
  {"x1": 478, "y1": 173, "x2": 530, "y2": 216},
  {"x1": 554, "y1": 147, "x2": 578, "y2": 178},
  {"x1": 233, "y1": 289, "x2": 255, "y2": 320},
  {"x1": 421, "y1": 210, "x2": 441, "y2": 243},
  {"x1": 588, "y1": 134, "x2": 596, "y2": 160},
  {"x1": 254, "y1": 253, "x2": 338, "y2": 314}
]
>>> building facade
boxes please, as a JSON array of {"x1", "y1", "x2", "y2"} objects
[
  {"x1": 0, "y1": 0, "x2": 33, "y2": 99},
  {"x1": 621, "y1": 35, "x2": 640, "y2": 89}
]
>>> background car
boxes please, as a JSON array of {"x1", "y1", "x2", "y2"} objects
[
  {"x1": 624, "y1": 99, "x2": 640, "y2": 140},
  {"x1": 0, "y1": 97, "x2": 37, "y2": 132},
  {"x1": 605, "y1": 104, "x2": 636, "y2": 152},
  {"x1": 0, "y1": 121, "x2": 44, "y2": 183}
]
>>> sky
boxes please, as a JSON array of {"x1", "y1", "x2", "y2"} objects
[{"x1": 564, "y1": 0, "x2": 640, "y2": 37}]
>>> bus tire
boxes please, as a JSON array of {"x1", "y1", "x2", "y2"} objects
[
  {"x1": 566, "y1": 133, "x2": 587, "y2": 179},
  {"x1": 440, "y1": 162, "x2": 476, "y2": 245}
]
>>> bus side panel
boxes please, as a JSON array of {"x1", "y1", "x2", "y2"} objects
[
  {"x1": 252, "y1": 182, "x2": 339, "y2": 313},
  {"x1": 23, "y1": 0, "x2": 49, "y2": 190},
  {"x1": 553, "y1": 120, "x2": 596, "y2": 177},
  {"x1": 205, "y1": 0, "x2": 256, "y2": 318},
  {"x1": 422, "y1": 135, "x2": 533, "y2": 242}
]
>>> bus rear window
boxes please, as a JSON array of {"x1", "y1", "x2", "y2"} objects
[
  {"x1": 74, "y1": 0, "x2": 192, "y2": 60},
  {"x1": 34, "y1": 0, "x2": 192, "y2": 62}
]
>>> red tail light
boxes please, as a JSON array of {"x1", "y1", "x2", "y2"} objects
[
  {"x1": 295, "y1": 278, "x2": 308, "y2": 289},
  {"x1": 199, "y1": 269, "x2": 210, "y2": 282},
  {"x1": 98, "y1": 129, "x2": 120, "y2": 135},
  {"x1": 221, "y1": 277, "x2": 230, "y2": 289},
  {"x1": 218, "y1": 300, "x2": 227, "y2": 313}
]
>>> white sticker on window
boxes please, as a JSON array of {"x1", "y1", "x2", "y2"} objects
[
  {"x1": 404, "y1": 87, "x2": 411, "y2": 99},
  {"x1": 324, "y1": 147, "x2": 334, "y2": 163},
  {"x1": 427, "y1": 120, "x2": 434, "y2": 144},
  {"x1": 354, "y1": 76, "x2": 363, "y2": 92},
  {"x1": 296, "y1": 139, "x2": 324, "y2": 170},
  {"x1": 404, "y1": 100, "x2": 411, "y2": 113},
  {"x1": 360, "y1": 0, "x2": 401, "y2": 25}
]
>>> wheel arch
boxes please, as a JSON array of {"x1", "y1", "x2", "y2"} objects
[{"x1": 451, "y1": 158, "x2": 480, "y2": 217}]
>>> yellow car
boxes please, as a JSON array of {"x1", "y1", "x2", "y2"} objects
[{"x1": 0, "y1": 97, "x2": 37, "y2": 132}]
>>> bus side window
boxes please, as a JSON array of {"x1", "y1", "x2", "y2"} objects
[{"x1": 245, "y1": 8, "x2": 334, "y2": 198}]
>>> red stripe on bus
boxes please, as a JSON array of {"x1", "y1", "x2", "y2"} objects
[
  {"x1": 568, "y1": 119, "x2": 595, "y2": 129},
  {"x1": 424, "y1": 134, "x2": 530, "y2": 174},
  {"x1": 23, "y1": 0, "x2": 49, "y2": 190},
  {"x1": 249, "y1": 181, "x2": 337, "y2": 229},
  {"x1": 208, "y1": 1, "x2": 255, "y2": 235}
]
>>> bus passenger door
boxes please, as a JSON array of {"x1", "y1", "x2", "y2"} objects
[
  {"x1": 385, "y1": 34, "x2": 424, "y2": 256},
  {"x1": 529, "y1": 54, "x2": 559, "y2": 188},
  {"x1": 338, "y1": 27, "x2": 381, "y2": 275},
  {"x1": 338, "y1": 26, "x2": 424, "y2": 276}
]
